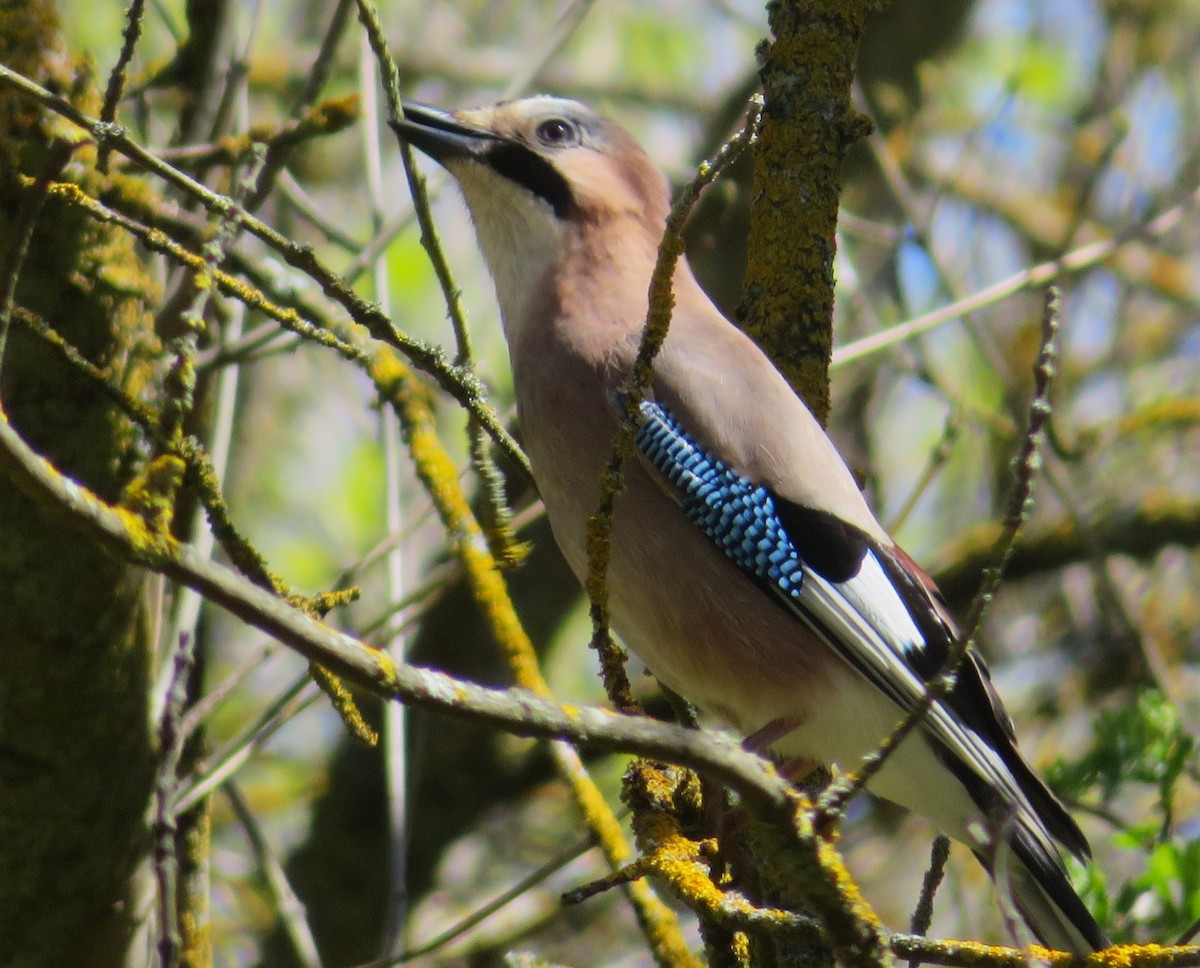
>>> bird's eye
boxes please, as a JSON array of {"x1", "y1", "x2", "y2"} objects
[{"x1": 535, "y1": 118, "x2": 579, "y2": 147}]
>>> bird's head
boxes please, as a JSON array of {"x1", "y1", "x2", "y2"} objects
[{"x1": 391, "y1": 96, "x2": 671, "y2": 327}]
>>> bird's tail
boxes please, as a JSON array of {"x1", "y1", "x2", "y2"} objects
[{"x1": 977, "y1": 827, "x2": 1110, "y2": 955}]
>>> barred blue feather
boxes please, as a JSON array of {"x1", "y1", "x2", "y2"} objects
[{"x1": 635, "y1": 399, "x2": 805, "y2": 600}]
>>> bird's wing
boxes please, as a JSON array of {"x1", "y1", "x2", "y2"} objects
[{"x1": 631, "y1": 395, "x2": 1089, "y2": 862}]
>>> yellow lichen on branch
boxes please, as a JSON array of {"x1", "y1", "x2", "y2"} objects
[
  {"x1": 370, "y1": 344, "x2": 700, "y2": 968},
  {"x1": 740, "y1": 0, "x2": 874, "y2": 424}
]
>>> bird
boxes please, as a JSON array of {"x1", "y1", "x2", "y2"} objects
[{"x1": 391, "y1": 95, "x2": 1109, "y2": 954}]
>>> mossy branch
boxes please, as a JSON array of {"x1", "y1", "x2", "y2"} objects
[{"x1": 739, "y1": 0, "x2": 874, "y2": 424}]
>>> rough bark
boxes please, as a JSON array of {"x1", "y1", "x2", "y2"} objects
[
  {"x1": 738, "y1": 0, "x2": 875, "y2": 424},
  {"x1": 0, "y1": 4, "x2": 162, "y2": 965}
]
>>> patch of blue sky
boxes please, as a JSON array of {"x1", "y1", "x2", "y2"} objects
[
  {"x1": 1179, "y1": 326, "x2": 1200, "y2": 359},
  {"x1": 928, "y1": 197, "x2": 1028, "y2": 292},
  {"x1": 971, "y1": 0, "x2": 1105, "y2": 91},
  {"x1": 960, "y1": 0, "x2": 1108, "y2": 188},
  {"x1": 1070, "y1": 369, "x2": 1127, "y2": 427},
  {"x1": 1031, "y1": 0, "x2": 1107, "y2": 84},
  {"x1": 1093, "y1": 72, "x2": 1182, "y2": 221},
  {"x1": 975, "y1": 104, "x2": 1061, "y2": 189},
  {"x1": 1063, "y1": 270, "x2": 1120, "y2": 368},
  {"x1": 1126, "y1": 71, "x2": 1182, "y2": 185},
  {"x1": 896, "y1": 236, "x2": 941, "y2": 316},
  {"x1": 929, "y1": 77, "x2": 1066, "y2": 194}
]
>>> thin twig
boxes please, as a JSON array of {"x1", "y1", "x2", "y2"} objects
[
  {"x1": 154, "y1": 76, "x2": 265, "y2": 727},
  {"x1": 155, "y1": 144, "x2": 266, "y2": 452},
  {"x1": 0, "y1": 62, "x2": 529, "y2": 478},
  {"x1": 173, "y1": 674, "x2": 315, "y2": 815},
  {"x1": 226, "y1": 783, "x2": 323, "y2": 968},
  {"x1": 9, "y1": 307, "x2": 159, "y2": 433},
  {"x1": 356, "y1": 828, "x2": 612, "y2": 967},
  {"x1": 908, "y1": 835, "x2": 952, "y2": 963},
  {"x1": 584, "y1": 95, "x2": 764, "y2": 709},
  {"x1": 154, "y1": 300, "x2": 244, "y2": 717},
  {"x1": 97, "y1": 0, "x2": 147, "y2": 172},
  {"x1": 832, "y1": 185, "x2": 1200, "y2": 368},
  {"x1": 291, "y1": 0, "x2": 357, "y2": 118},
  {"x1": 196, "y1": 0, "x2": 268, "y2": 154},
  {"x1": 500, "y1": 0, "x2": 598, "y2": 99},
  {"x1": 153, "y1": 632, "x2": 198, "y2": 968},
  {"x1": 0, "y1": 139, "x2": 74, "y2": 372},
  {"x1": 819, "y1": 287, "x2": 1063, "y2": 818},
  {"x1": 359, "y1": 34, "x2": 411, "y2": 957},
  {"x1": 1178, "y1": 918, "x2": 1200, "y2": 947},
  {"x1": 392, "y1": 43, "x2": 711, "y2": 115},
  {"x1": 355, "y1": 0, "x2": 473, "y2": 358},
  {"x1": 178, "y1": 640, "x2": 278, "y2": 740},
  {"x1": 886, "y1": 409, "x2": 961, "y2": 535},
  {"x1": 38, "y1": 178, "x2": 365, "y2": 364},
  {"x1": 276, "y1": 167, "x2": 363, "y2": 250},
  {"x1": 149, "y1": 0, "x2": 182, "y2": 42}
]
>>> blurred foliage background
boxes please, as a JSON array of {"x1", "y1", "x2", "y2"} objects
[{"x1": 5, "y1": 0, "x2": 1200, "y2": 964}]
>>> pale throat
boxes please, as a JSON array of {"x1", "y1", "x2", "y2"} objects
[{"x1": 451, "y1": 163, "x2": 565, "y2": 340}]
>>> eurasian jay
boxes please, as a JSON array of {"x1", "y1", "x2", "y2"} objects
[{"x1": 391, "y1": 95, "x2": 1108, "y2": 954}]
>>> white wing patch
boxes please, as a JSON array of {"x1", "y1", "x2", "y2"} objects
[
  {"x1": 793, "y1": 549, "x2": 1061, "y2": 858},
  {"x1": 829, "y1": 552, "x2": 925, "y2": 659}
]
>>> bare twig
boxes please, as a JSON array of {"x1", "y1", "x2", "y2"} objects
[
  {"x1": 359, "y1": 34, "x2": 411, "y2": 956},
  {"x1": 173, "y1": 674, "x2": 314, "y2": 815},
  {"x1": 97, "y1": 0, "x2": 147, "y2": 172},
  {"x1": 226, "y1": 783, "x2": 323, "y2": 968},
  {"x1": 155, "y1": 144, "x2": 266, "y2": 452},
  {"x1": 364, "y1": 829, "x2": 608, "y2": 966},
  {"x1": 585, "y1": 94, "x2": 764, "y2": 710},
  {"x1": 886, "y1": 409, "x2": 962, "y2": 534},
  {"x1": 38, "y1": 179, "x2": 364, "y2": 363},
  {"x1": 9, "y1": 307, "x2": 158, "y2": 432},
  {"x1": 178, "y1": 640, "x2": 278, "y2": 740},
  {"x1": 908, "y1": 835, "x2": 952, "y2": 964},
  {"x1": 832, "y1": 186, "x2": 1200, "y2": 368},
  {"x1": 0, "y1": 62, "x2": 529, "y2": 478},
  {"x1": 819, "y1": 287, "x2": 1063, "y2": 818},
  {"x1": 500, "y1": 0, "x2": 598, "y2": 99},
  {"x1": 289, "y1": 0, "x2": 356, "y2": 119},
  {"x1": 153, "y1": 633, "x2": 198, "y2": 968},
  {"x1": 0, "y1": 139, "x2": 74, "y2": 372}
]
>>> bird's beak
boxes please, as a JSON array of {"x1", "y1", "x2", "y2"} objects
[{"x1": 389, "y1": 102, "x2": 498, "y2": 164}]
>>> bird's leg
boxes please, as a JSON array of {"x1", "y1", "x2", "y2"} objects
[
  {"x1": 743, "y1": 717, "x2": 821, "y2": 782},
  {"x1": 742, "y1": 715, "x2": 802, "y2": 755}
]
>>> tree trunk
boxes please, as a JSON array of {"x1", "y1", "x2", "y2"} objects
[{"x1": 0, "y1": 4, "x2": 162, "y2": 964}]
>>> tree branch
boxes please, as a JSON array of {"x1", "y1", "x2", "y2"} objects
[{"x1": 739, "y1": 0, "x2": 873, "y2": 422}]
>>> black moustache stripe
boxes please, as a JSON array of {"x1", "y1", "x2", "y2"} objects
[{"x1": 485, "y1": 143, "x2": 574, "y2": 219}]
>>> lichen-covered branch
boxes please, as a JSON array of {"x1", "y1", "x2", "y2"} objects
[
  {"x1": 0, "y1": 60, "x2": 530, "y2": 480},
  {"x1": 739, "y1": 0, "x2": 874, "y2": 423}
]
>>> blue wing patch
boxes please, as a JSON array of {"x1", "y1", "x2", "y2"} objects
[
  {"x1": 633, "y1": 398, "x2": 1095, "y2": 897},
  {"x1": 635, "y1": 399, "x2": 806, "y2": 600},
  {"x1": 634, "y1": 398, "x2": 925, "y2": 672}
]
